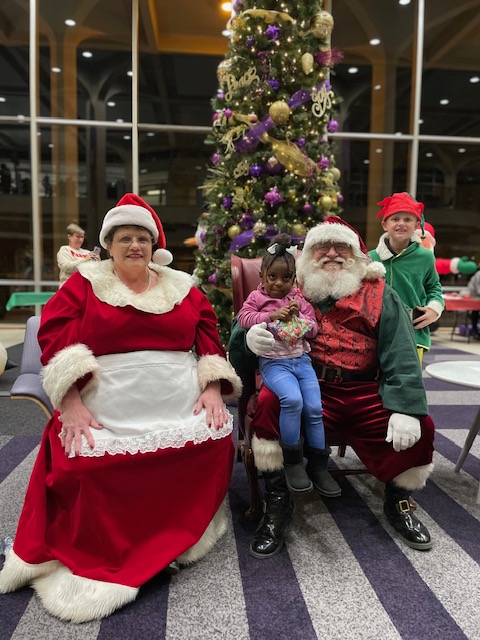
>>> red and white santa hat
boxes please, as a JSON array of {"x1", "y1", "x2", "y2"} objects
[
  {"x1": 99, "y1": 193, "x2": 173, "y2": 266},
  {"x1": 376, "y1": 192, "x2": 424, "y2": 222},
  {"x1": 298, "y1": 215, "x2": 385, "y2": 280}
]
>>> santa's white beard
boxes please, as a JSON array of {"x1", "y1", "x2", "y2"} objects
[{"x1": 300, "y1": 257, "x2": 366, "y2": 302}]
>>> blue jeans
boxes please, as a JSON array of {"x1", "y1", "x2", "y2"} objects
[{"x1": 259, "y1": 353, "x2": 325, "y2": 449}]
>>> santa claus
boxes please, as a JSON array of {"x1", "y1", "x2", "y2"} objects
[{"x1": 229, "y1": 216, "x2": 435, "y2": 558}]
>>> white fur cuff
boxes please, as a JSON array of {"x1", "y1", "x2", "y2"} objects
[
  {"x1": 252, "y1": 435, "x2": 284, "y2": 472},
  {"x1": 197, "y1": 354, "x2": 242, "y2": 402},
  {"x1": 41, "y1": 343, "x2": 100, "y2": 409},
  {"x1": 393, "y1": 462, "x2": 434, "y2": 491},
  {"x1": 427, "y1": 300, "x2": 444, "y2": 319}
]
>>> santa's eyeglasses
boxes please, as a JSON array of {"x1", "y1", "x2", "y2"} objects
[{"x1": 314, "y1": 242, "x2": 350, "y2": 255}]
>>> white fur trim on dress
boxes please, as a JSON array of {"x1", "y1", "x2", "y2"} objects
[
  {"x1": 251, "y1": 435, "x2": 284, "y2": 472},
  {"x1": 197, "y1": 354, "x2": 242, "y2": 402},
  {"x1": 99, "y1": 204, "x2": 159, "y2": 249},
  {"x1": 79, "y1": 259, "x2": 193, "y2": 314},
  {"x1": 392, "y1": 462, "x2": 434, "y2": 491},
  {"x1": 0, "y1": 549, "x2": 61, "y2": 593},
  {"x1": 177, "y1": 502, "x2": 227, "y2": 565},
  {"x1": 41, "y1": 343, "x2": 100, "y2": 410},
  {"x1": 33, "y1": 565, "x2": 138, "y2": 623}
]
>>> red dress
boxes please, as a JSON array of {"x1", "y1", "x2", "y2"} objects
[{"x1": 0, "y1": 260, "x2": 242, "y2": 622}]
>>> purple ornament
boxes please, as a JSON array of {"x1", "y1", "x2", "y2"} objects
[
  {"x1": 296, "y1": 137, "x2": 306, "y2": 148},
  {"x1": 268, "y1": 78, "x2": 280, "y2": 91},
  {"x1": 265, "y1": 159, "x2": 283, "y2": 175},
  {"x1": 246, "y1": 36, "x2": 255, "y2": 47},
  {"x1": 303, "y1": 203, "x2": 313, "y2": 214},
  {"x1": 213, "y1": 112, "x2": 219, "y2": 122},
  {"x1": 326, "y1": 119, "x2": 339, "y2": 133},
  {"x1": 224, "y1": 108, "x2": 232, "y2": 118},
  {"x1": 208, "y1": 271, "x2": 218, "y2": 285},
  {"x1": 249, "y1": 164, "x2": 262, "y2": 178},
  {"x1": 217, "y1": 91, "x2": 225, "y2": 100},
  {"x1": 317, "y1": 156, "x2": 330, "y2": 170},
  {"x1": 337, "y1": 194, "x2": 344, "y2": 205},
  {"x1": 264, "y1": 186, "x2": 284, "y2": 207},
  {"x1": 265, "y1": 25, "x2": 280, "y2": 40},
  {"x1": 211, "y1": 153, "x2": 219, "y2": 165},
  {"x1": 240, "y1": 211, "x2": 255, "y2": 230},
  {"x1": 222, "y1": 196, "x2": 233, "y2": 210}
]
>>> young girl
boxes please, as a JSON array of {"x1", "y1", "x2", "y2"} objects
[{"x1": 237, "y1": 234, "x2": 340, "y2": 497}]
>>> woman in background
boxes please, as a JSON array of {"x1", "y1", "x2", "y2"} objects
[{"x1": 57, "y1": 222, "x2": 100, "y2": 286}]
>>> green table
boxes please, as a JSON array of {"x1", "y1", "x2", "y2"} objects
[{"x1": 6, "y1": 291, "x2": 56, "y2": 311}]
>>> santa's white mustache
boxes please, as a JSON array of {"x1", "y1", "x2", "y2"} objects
[{"x1": 312, "y1": 256, "x2": 356, "y2": 269}]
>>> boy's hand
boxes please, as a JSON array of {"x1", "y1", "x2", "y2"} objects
[{"x1": 412, "y1": 306, "x2": 437, "y2": 329}]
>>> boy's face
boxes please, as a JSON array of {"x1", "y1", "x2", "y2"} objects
[{"x1": 381, "y1": 212, "x2": 419, "y2": 244}]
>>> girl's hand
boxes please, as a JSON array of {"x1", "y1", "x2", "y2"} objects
[
  {"x1": 288, "y1": 300, "x2": 300, "y2": 316},
  {"x1": 193, "y1": 381, "x2": 228, "y2": 430},
  {"x1": 269, "y1": 306, "x2": 291, "y2": 321}
]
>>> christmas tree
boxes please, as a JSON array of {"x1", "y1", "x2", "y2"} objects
[{"x1": 194, "y1": 0, "x2": 343, "y2": 345}]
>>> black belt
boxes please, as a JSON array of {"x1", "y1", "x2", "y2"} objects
[{"x1": 312, "y1": 363, "x2": 379, "y2": 383}]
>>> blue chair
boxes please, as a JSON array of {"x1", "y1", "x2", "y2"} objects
[{"x1": 10, "y1": 315, "x2": 53, "y2": 418}]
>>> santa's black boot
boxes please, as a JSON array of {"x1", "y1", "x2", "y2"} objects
[
  {"x1": 383, "y1": 482, "x2": 432, "y2": 550},
  {"x1": 305, "y1": 445, "x2": 342, "y2": 497},
  {"x1": 280, "y1": 438, "x2": 313, "y2": 493},
  {"x1": 250, "y1": 469, "x2": 294, "y2": 559}
]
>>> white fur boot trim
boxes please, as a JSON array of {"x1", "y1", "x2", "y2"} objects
[
  {"x1": 393, "y1": 462, "x2": 434, "y2": 491},
  {"x1": 177, "y1": 502, "x2": 227, "y2": 566},
  {"x1": 251, "y1": 435, "x2": 283, "y2": 472},
  {"x1": 0, "y1": 550, "x2": 61, "y2": 593},
  {"x1": 32, "y1": 565, "x2": 138, "y2": 623}
]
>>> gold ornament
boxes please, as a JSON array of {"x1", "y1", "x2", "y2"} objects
[
  {"x1": 323, "y1": 176, "x2": 334, "y2": 188},
  {"x1": 330, "y1": 167, "x2": 341, "y2": 181},
  {"x1": 227, "y1": 224, "x2": 242, "y2": 239},
  {"x1": 217, "y1": 59, "x2": 232, "y2": 88},
  {"x1": 286, "y1": 189, "x2": 297, "y2": 202},
  {"x1": 320, "y1": 195, "x2": 334, "y2": 210},
  {"x1": 242, "y1": 9, "x2": 296, "y2": 25},
  {"x1": 291, "y1": 222, "x2": 307, "y2": 236},
  {"x1": 253, "y1": 221, "x2": 267, "y2": 235},
  {"x1": 300, "y1": 11, "x2": 334, "y2": 40},
  {"x1": 269, "y1": 136, "x2": 317, "y2": 177},
  {"x1": 269, "y1": 100, "x2": 291, "y2": 125},
  {"x1": 301, "y1": 52, "x2": 314, "y2": 75}
]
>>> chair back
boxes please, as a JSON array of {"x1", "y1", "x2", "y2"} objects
[
  {"x1": 20, "y1": 315, "x2": 43, "y2": 374},
  {"x1": 231, "y1": 255, "x2": 262, "y2": 314},
  {"x1": 10, "y1": 315, "x2": 53, "y2": 417}
]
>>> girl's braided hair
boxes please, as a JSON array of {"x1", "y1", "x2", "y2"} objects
[{"x1": 261, "y1": 233, "x2": 296, "y2": 275}]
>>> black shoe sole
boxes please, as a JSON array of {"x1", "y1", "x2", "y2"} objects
[
  {"x1": 313, "y1": 485, "x2": 342, "y2": 498},
  {"x1": 285, "y1": 479, "x2": 313, "y2": 493},
  {"x1": 249, "y1": 539, "x2": 285, "y2": 559}
]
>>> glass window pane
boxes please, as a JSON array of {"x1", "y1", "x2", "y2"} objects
[{"x1": 0, "y1": 45, "x2": 30, "y2": 118}]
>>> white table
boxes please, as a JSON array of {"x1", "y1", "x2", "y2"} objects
[{"x1": 425, "y1": 361, "x2": 480, "y2": 503}]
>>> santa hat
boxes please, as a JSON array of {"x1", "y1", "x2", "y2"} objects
[
  {"x1": 299, "y1": 216, "x2": 385, "y2": 280},
  {"x1": 376, "y1": 192, "x2": 424, "y2": 222},
  {"x1": 99, "y1": 193, "x2": 173, "y2": 266}
]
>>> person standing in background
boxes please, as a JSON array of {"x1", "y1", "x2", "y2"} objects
[
  {"x1": 57, "y1": 223, "x2": 100, "y2": 287},
  {"x1": 468, "y1": 267, "x2": 480, "y2": 340}
]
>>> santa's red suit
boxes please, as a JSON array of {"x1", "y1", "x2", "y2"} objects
[{"x1": 0, "y1": 259, "x2": 241, "y2": 622}]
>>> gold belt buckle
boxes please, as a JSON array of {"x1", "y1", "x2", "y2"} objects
[{"x1": 398, "y1": 499, "x2": 411, "y2": 513}]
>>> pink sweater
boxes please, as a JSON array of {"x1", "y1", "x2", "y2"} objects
[{"x1": 237, "y1": 285, "x2": 318, "y2": 359}]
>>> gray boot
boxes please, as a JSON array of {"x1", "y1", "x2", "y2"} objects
[
  {"x1": 280, "y1": 438, "x2": 313, "y2": 493},
  {"x1": 305, "y1": 445, "x2": 342, "y2": 497}
]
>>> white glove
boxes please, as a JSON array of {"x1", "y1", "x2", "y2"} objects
[
  {"x1": 386, "y1": 413, "x2": 421, "y2": 452},
  {"x1": 246, "y1": 322, "x2": 275, "y2": 356}
]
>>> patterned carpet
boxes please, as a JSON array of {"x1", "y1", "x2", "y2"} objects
[{"x1": 0, "y1": 343, "x2": 479, "y2": 640}]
